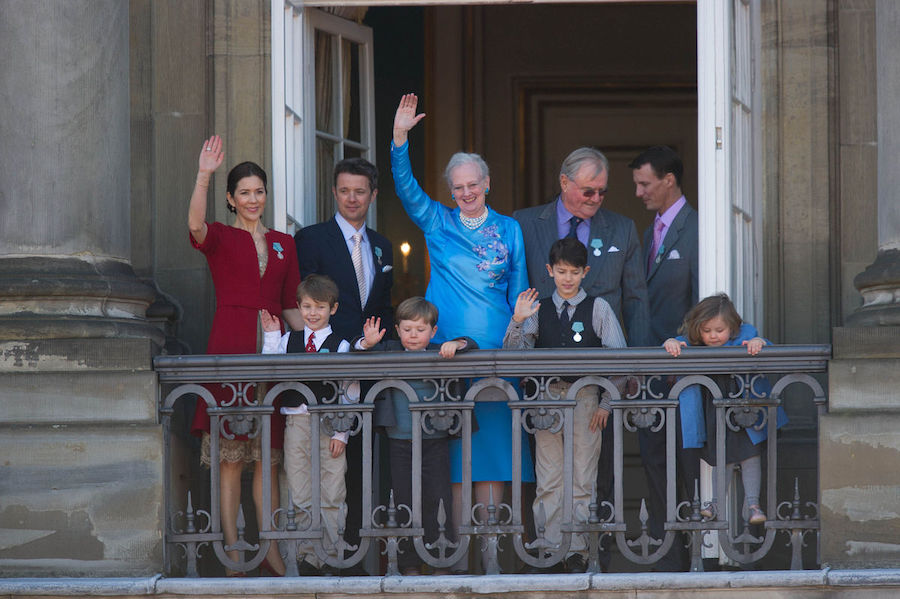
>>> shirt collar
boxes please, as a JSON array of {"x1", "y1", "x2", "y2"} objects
[
  {"x1": 656, "y1": 196, "x2": 687, "y2": 229},
  {"x1": 556, "y1": 197, "x2": 588, "y2": 226},
  {"x1": 335, "y1": 212, "x2": 367, "y2": 242},
  {"x1": 552, "y1": 288, "x2": 587, "y2": 309},
  {"x1": 304, "y1": 325, "x2": 333, "y2": 348}
]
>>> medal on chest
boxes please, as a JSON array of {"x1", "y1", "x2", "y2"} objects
[
  {"x1": 590, "y1": 238, "x2": 603, "y2": 257},
  {"x1": 572, "y1": 321, "x2": 585, "y2": 343},
  {"x1": 655, "y1": 244, "x2": 665, "y2": 265},
  {"x1": 272, "y1": 241, "x2": 284, "y2": 260}
]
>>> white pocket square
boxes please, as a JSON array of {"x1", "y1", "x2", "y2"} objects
[
  {"x1": 382, "y1": 264, "x2": 393, "y2": 272},
  {"x1": 667, "y1": 249, "x2": 681, "y2": 259},
  {"x1": 608, "y1": 246, "x2": 620, "y2": 252}
]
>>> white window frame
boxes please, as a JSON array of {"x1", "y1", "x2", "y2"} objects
[
  {"x1": 275, "y1": 0, "x2": 761, "y2": 322},
  {"x1": 697, "y1": 0, "x2": 763, "y2": 329},
  {"x1": 271, "y1": 3, "x2": 376, "y2": 234}
]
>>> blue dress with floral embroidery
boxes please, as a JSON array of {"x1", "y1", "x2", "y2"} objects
[{"x1": 391, "y1": 140, "x2": 534, "y2": 483}]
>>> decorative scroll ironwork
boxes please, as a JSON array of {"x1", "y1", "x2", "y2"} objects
[{"x1": 155, "y1": 345, "x2": 829, "y2": 576}]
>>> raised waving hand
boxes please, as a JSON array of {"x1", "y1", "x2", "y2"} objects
[
  {"x1": 392, "y1": 93, "x2": 426, "y2": 147},
  {"x1": 188, "y1": 135, "x2": 226, "y2": 244}
]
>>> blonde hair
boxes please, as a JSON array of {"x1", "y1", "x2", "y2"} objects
[{"x1": 679, "y1": 293, "x2": 742, "y2": 346}]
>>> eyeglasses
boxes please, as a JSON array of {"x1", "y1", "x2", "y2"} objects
[
  {"x1": 567, "y1": 185, "x2": 607, "y2": 199},
  {"x1": 564, "y1": 176, "x2": 607, "y2": 199}
]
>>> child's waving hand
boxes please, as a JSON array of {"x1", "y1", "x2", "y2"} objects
[
  {"x1": 260, "y1": 309, "x2": 280, "y2": 332},
  {"x1": 512, "y1": 288, "x2": 541, "y2": 323},
  {"x1": 361, "y1": 316, "x2": 386, "y2": 349}
]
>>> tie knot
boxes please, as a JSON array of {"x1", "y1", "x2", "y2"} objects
[
  {"x1": 572, "y1": 217, "x2": 583, "y2": 226},
  {"x1": 656, "y1": 219, "x2": 665, "y2": 232},
  {"x1": 309, "y1": 331, "x2": 315, "y2": 340},
  {"x1": 561, "y1": 300, "x2": 570, "y2": 310},
  {"x1": 352, "y1": 233, "x2": 362, "y2": 244}
]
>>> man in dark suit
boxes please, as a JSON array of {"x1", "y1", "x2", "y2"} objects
[
  {"x1": 631, "y1": 145, "x2": 699, "y2": 571},
  {"x1": 294, "y1": 157, "x2": 393, "y2": 571},
  {"x1": 294, "y1": 158, "x2": 394, "y2": 342},
  {"x1": 513, "y1": 147, "x2": 650, "y2": 572},
  {"x1": 513, "y1": 147, "x2": 650, "y2": 347}
]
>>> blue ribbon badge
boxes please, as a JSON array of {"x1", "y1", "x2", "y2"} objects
[
  {"x1": 590, "y1": 238, "x2": 603, "y2": 256},
  {"x1": 272, "y1": 241, "x2": 284, "y2": 260},
  {"x1": 655, "y1": 244, "x2": 666, "y2": 265},
  {"x1": 572, "y1": 321, "x2": 585, "y2": 343},
  {"x1": 374, "y1": 246, "x2": 383, "y2": 266}
]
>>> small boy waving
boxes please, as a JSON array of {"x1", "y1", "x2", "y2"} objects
[{"x1": 260, "y1": 274, "x2": 355, "y2": 575}]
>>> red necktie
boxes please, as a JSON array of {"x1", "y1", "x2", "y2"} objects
[{"x1": 305, "y1": 330, "x2": 316, "y2": 353}]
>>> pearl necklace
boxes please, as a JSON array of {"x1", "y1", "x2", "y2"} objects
[{"x1": 459, "y1": 208, "x2": 488, "y2": 230}]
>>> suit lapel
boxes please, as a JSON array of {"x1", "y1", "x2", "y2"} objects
[
  {"x1": 535, "y1": 201, "x2": 560, "y2": 255},
  {"x1": 365, "y1": 228, "x2": 384, "y2": 311},
  {"x1": 585, "y1": 209, "x2": 613, "y2": 291},
  {"x1": 647, "y1": 204, "x2": 689, "y2": 281}
]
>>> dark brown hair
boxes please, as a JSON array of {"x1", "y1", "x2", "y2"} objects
[
  {"x1": 679, "y1": 293, "x2": 742, "y2": 346},
  {"x1": 296, "y1": 274, "x2": 339, "y2": 307},
  {"x1": 225, "y1": 161, "x2": 268, "y2": 214},
  {"x1": 395, "y1": 296, "x2": 439, "y2": 327}
]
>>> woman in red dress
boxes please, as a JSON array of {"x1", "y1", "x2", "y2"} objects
[{"x1": 188, "y1": 135, "x2": 303, "y2": 576}]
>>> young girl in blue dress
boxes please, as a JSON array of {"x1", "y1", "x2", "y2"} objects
[{"x1": 664, "y1": 293, "x2": 787, "y2": 525}]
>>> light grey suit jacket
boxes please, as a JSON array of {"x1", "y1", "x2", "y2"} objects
[
  {"x1": 513, "y1": 198, "x2": 651, "y2": 346},
  {"x1": 643, "y1": 202, "x2": 699, "y2": 346}
]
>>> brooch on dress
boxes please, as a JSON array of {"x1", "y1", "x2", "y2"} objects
[{"x1": 272, "y1": 241, "x2": 284, "y2": 260}]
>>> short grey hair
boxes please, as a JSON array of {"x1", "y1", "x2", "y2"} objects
[
  {"x1": 559, "y1": 147, "x2": 609, "y2": 182},
  {"x1": 444, "y1": 152, "x2": 490, "y2": 188}
]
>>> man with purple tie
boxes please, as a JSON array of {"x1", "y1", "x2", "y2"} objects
[{"x1": 631, "y1": 145, "x2": 699, "y2": 571}]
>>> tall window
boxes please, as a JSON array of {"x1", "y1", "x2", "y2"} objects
[
  {"x1": 271, "y1": 3, "x2": 375, "y2": 234},
  {"x1": 697, "y1": 0, "x2": 762, "y2": 329}
]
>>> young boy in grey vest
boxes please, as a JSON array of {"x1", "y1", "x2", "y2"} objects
[
  {"x1": 502, "y1": 237, "x2": 627, "y2": 573},
  {"x1": 260, "y1": 274, "x2": 355, "y2": 575},
  {"x1": 356, "y1": 297, "x2": 476, "y2": 575}
]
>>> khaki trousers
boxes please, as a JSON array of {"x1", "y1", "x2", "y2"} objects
[
  {"x1": 533, "y1": 382, "x2": 603, "y2": 557},
  {"x1": 284, "y1": 413, "x2": 347, "y2": 567}
]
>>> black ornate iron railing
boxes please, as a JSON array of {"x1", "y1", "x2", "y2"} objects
[{"x1": 154, "y1": 345, "x2": 829, "y2": 576}]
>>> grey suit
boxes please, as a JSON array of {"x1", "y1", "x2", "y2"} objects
[
  {"x1": 643, "y1": 202, "x2": 699, "y2": 346},
  {"x1": 513, "y1": 198, "x2": 651, "y2": 347},
  {"x1": 640, "y1": 200, "x2": 699, "y2": 571}
]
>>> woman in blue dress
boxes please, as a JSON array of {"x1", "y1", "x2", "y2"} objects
[{"x1": 391, "y1": 94, "x2": 534, "y2": 561}]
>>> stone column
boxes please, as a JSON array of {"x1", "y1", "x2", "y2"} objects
[
  {"x1": 822, "y1": 0, "x2": 900, "y2": 570},
  {"x1": 0, "y1": 1, "x2": 163, "y2": 576},
  {"x1": 848, "y1": 0, "x2": 900, "y2": 326},
  {"x1": 0, "y1": 0, "x2": 161, "y2": 343}
]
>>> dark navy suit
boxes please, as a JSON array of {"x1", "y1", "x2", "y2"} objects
[{"x1": 294, "y1": 217, "x2": 394, "y2": 342}]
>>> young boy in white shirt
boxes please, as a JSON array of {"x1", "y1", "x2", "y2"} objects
[{"x1": 260, "y1": 274, "x2": 354, "y2": 575}]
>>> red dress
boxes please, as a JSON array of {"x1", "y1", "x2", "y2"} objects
[{"x1": 189, "y1": 221, "x2": 301, "y2": 449}]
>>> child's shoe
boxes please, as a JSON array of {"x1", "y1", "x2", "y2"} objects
[{"x1": 748, "y1": 504, "x2": 766, "y2": 525}]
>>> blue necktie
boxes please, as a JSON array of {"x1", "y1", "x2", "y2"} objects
[
  {"x1": 559, "y1": 300, "x2": 571, "y2": 331},
  {"x1": 566, "y1": 217, "x2": 583, "y2": 240}
]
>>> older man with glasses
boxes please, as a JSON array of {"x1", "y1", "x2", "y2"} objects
[{"x1": 514, "y1": 147, "x2": 650, "y2": 348}]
